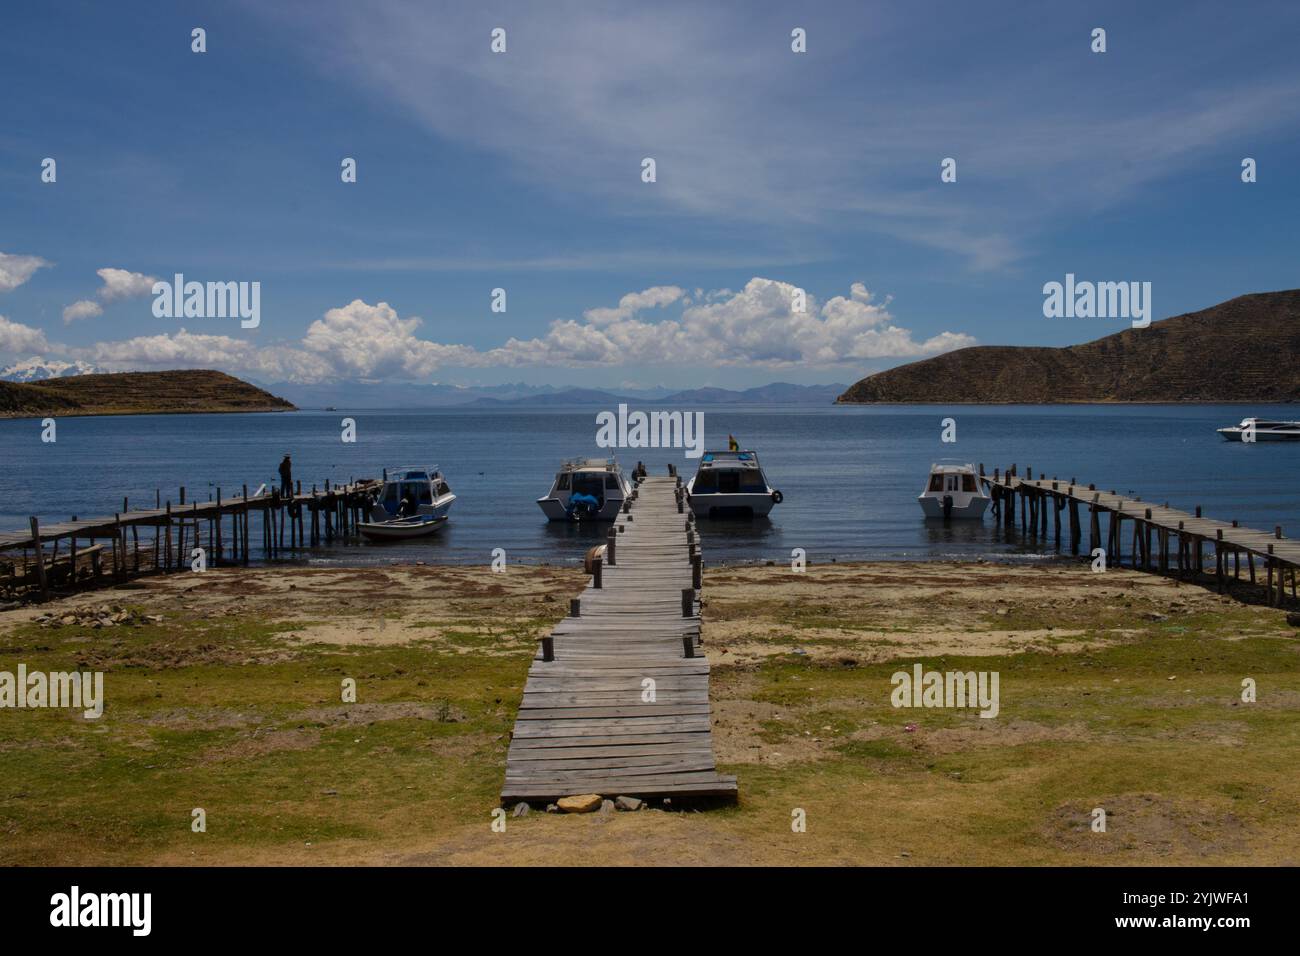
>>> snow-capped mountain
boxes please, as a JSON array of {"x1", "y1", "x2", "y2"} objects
[{"x1": 0, "y1": 357, "x2": 107, "y2": 382}]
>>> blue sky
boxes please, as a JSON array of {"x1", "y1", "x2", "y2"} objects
[{"x1": 1, "y1": 0, "x2": 1298, "y2": 390}]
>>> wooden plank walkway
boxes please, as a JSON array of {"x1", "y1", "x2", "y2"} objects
[
  {"x1": 982, "y1": 465, "x2": 1300, "y2": 605},
  {"x1": 501, "y1": 474, "x2": 737, "y2": 803}
]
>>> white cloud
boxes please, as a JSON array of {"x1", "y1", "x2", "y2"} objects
[
  {"x1": 300, "y1": 299, "x2": 482, "y2": 379},
  {"x1": 0, "y1": 253, "x2": 51, "y2": 293},
  {"x1": 96, "y1": 267, "x2": 159, "y2": 301},
  {"x1": 69, "y1": 279, "x2": 973, "y2": 382},
  {"x1": 63, "y1": 299, "x2": 104, "y2": 323},
  {"x1": 0, "y1": 315, "x2": 50, "y2": 354},
  {"x1": 583, "y1": 286, "x2": 685, "y2": 326},
  {"x1": 486, "y1": 278, "x2": 973, "y2": 368}
]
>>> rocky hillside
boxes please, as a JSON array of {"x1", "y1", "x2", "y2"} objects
[
  {"x1": 0, "y1": 370, "x2": 296, "y2": 419},
  {"x1": 837, "y1": 290, "x2": 1300, "y2": 404}
]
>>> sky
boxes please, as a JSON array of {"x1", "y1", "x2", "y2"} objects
[{"x1": 1, "y1": 0, "x2": 1298, "y2": 391}]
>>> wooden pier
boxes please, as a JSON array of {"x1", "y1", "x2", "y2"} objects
[
  {"x1": 0, "y1": 478, "x2": 380, "y2": 601},
  {"x1": 501, "y1": 474, "x2": 737, "y2": 804},
  {"x1": 982, "y1": 464, "x2": 1300, "y2": 606}
]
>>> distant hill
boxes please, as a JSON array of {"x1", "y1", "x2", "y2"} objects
[
  {"x1": 0, "y1": 370, "x2": 296, "y2": 419},
  {"x1": 837, "y1": 291, "x2": 1300, "y2": 404}
]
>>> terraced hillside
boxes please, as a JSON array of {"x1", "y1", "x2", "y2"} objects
[
  {"x1": 838, "y1": 290, "x2": 1300, "y2": 404},
  {"x1": 0, "y1": 369, "x2": 295, "y2": 418}
]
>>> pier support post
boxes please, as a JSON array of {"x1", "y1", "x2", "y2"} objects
[
  {"x1": 541, "y1": 636, "x2": 555, "y2": 662},
  {"x1": 569, "y1": 598, "x2": 580, "y2": 617},
  {"x1": 29, "y1": 517, "x2": 48, "y2": 601},
  {"x1": 681, "y1": 588, "x2": 694, "y2": 618}
]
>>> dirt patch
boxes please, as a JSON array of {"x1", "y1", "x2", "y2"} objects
[
  {"x1": 291, "y1": 701, "x2": 468, "y2": 726},
  {"x1": 202, "y1": 727, "x2": 322, "y2": 763},
  {"x1": 1047, "y1": 793, "x2": 1249, "y2": 858}
]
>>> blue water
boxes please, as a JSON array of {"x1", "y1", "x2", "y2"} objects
[{"x1": 3, "y1": 404, "x2": 1299, "y2": 567}]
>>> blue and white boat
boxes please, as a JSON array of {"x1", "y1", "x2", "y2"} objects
[
  {"x1": 537, "y1": 458, "x2": 631, "y2": 521},
  {"x1": 359, "y1": 466, "x2": 457, "y2": 540}
]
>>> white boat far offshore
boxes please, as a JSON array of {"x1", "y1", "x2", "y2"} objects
[{"x1": 1217, "y1": 418, "x2": 1300, "y2": 442}]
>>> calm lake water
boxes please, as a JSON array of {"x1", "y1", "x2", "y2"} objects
[{"x1": 3, "y1": 404, "x2": 1298, "y2": 567}]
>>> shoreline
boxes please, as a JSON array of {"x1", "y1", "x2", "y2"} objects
[{"x1": 2, "y1": 559, "x2": 1297, "y2": 865}]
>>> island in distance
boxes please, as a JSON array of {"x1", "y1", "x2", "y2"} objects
[
  {"x1": 0, "y1": 370, "x2": 295, "y2": 420},
  {"x1": 837, "y1": 290, "x2": 1300, "y2": 404}
]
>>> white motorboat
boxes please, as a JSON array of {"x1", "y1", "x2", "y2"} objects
[
  {"x1": 1217, "y1": 418, "x2": 1300, "y2": 442},
  {"x1": 358, "y1": 514, "x2": 448, "y2": 541},
  {"x1": 368, "y1": 467, "x2": 457, "y2": 521},
  {"x1": 537, "y1": 458, "x2": 632, "y2": 521},
  {"x1": 686, "y1": 450, "x2": 781, "y2": 518},
  {"x1": 918, "y1": 460, "x2": 989, "y2": 519}
]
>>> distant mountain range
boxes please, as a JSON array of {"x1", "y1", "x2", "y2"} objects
[
  {"x1": 837, "y1": 290, "x2": 1300, "y2": 404},
  {"x1": 1, "y1": 357, "x2": 107, "y2": 382},
  {"x1": 463, "y1": 382, "x2": 847, "y2": 407},
  {"x1": 0, "y1": 361, "x2": 847, "y2": 409}
]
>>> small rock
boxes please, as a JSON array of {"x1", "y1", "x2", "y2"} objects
[
  {"x1": 557, "y1": 793, "x2": 602, "y2": 813},
  {"x1": 545, "y1": 803, "x2": 559, "y2": 813},
  {"x1": 1286, "y1": 612, "x2": 1300, "y2": 628},
  {"x1": 599, "y1": 799, "x2": 615, "y2": 815},
  {"x1": 511, "y1": 802, "x2": 530, "y2": 818},
  {"x1": 615, "y1": 795, "x2": 642, "y2": 812}
]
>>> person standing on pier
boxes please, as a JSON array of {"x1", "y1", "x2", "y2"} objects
[{"x1": 278, "y1": 454, "x2": 293, "y2": 498}]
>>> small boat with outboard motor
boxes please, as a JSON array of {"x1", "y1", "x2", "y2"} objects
[
  {"x1": 917, "y1": 460, "x2": 989, "y2": 519},
  {"x1": 537, "y1": 458, "x2": 632, "y2": 521},
  {"x1": 358, "y1": 466, "x2": 456, "y2": 541}
]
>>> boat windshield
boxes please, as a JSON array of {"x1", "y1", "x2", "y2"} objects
[
  {"x1": 572, "y1": 474, "x2": 606, "y2": 498},
  {"x1": 928, "y1": 472, "x2": 978, "y2": 493},
  {"x1": 695, "y1": 470, "x2": 766, "y2": 493}
]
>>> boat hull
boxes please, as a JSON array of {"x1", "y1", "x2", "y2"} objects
[
  {"x1": 1218, "y1": 428, "x2": 1300, "y2": 442},
  {"x1": 688, "y1": 492, "x2": 777, "y2": 518},
  {"x1": 918, "y1": 494, "x2": 989, "y2": 519},
  {"x1": 537, "y1": 496, "x2": 624, "y2": 522},
  {"x1": 358, "y1": 516, "x2": 448, "y2": 541}
]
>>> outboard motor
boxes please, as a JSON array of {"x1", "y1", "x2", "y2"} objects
[
  {"x1": 942, "y1": 494, "x2": 953, "y2": 519},
  {"x1": 566, "y1": 491, "x2": 602, "y2": 520}
]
